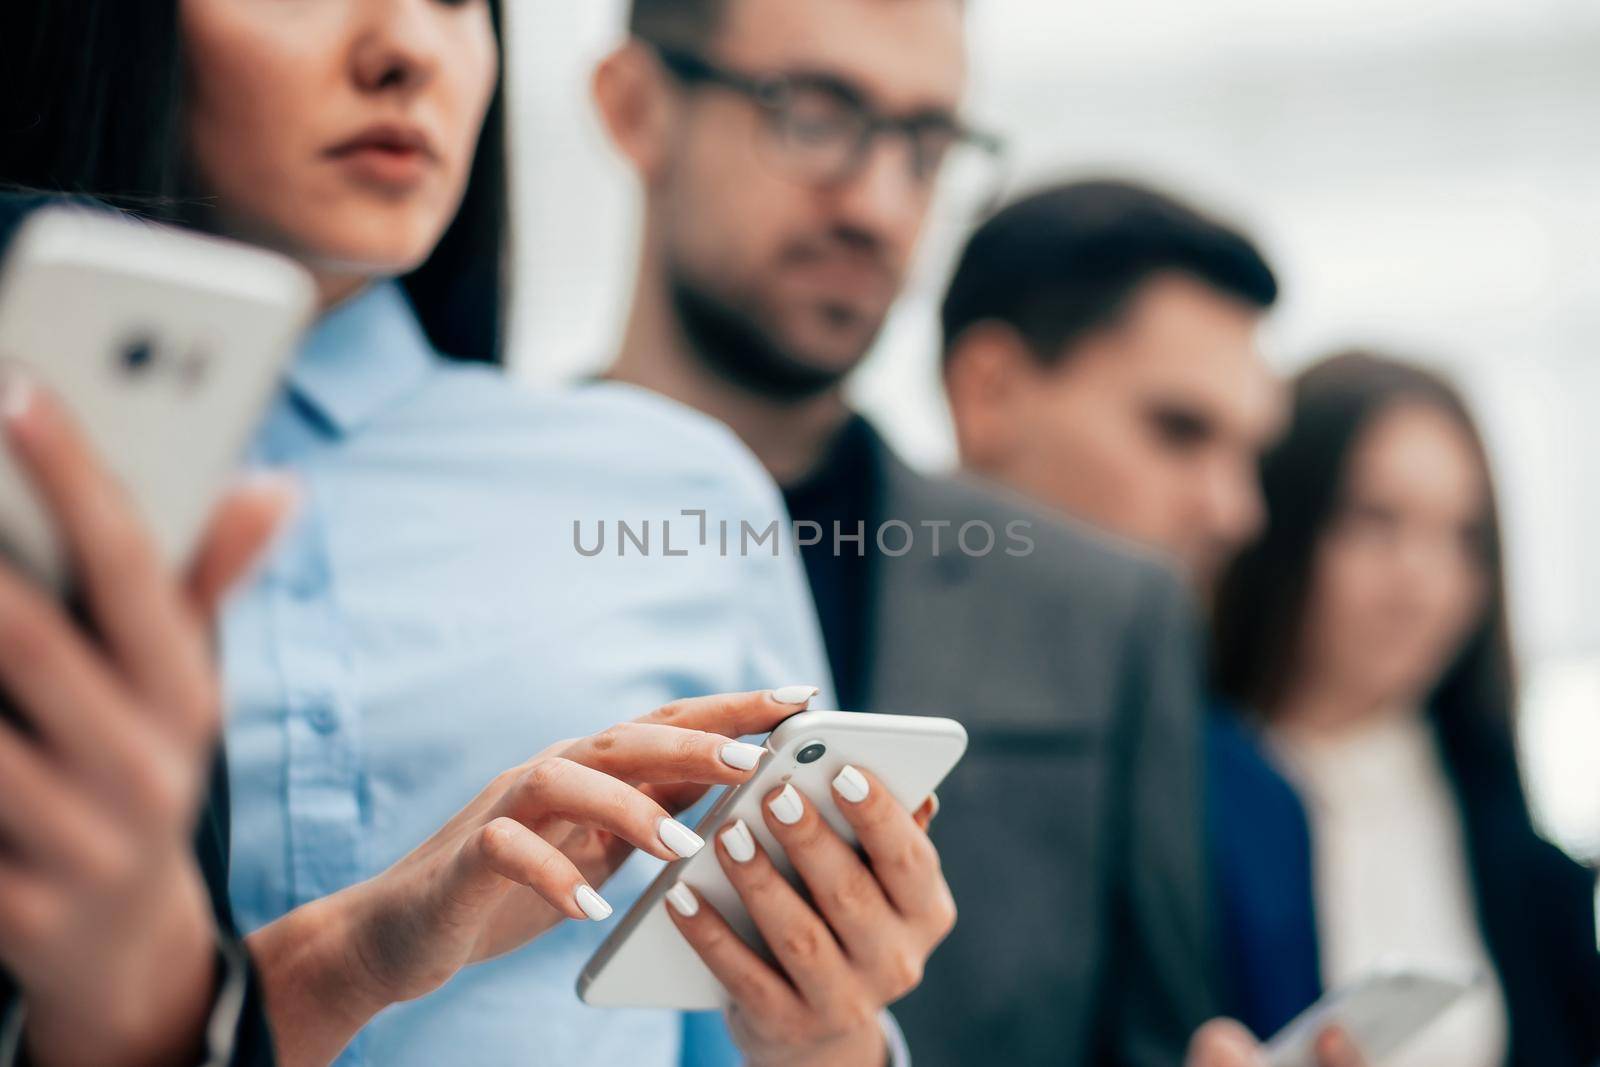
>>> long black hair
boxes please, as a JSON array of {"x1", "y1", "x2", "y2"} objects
[
  {"x1": 0, "y1": 0, "x2": 508, "y2": 364},
  {"x1": 1212, "y1": 350, "x2": 1525, "y2": 800}
]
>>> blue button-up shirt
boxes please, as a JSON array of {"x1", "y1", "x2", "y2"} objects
[{"x1": 222, "y1": 282, "x2": 832, "y2": 1066}]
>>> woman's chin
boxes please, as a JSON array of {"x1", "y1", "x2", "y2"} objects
[
  {"x1": 305, "y1": 239, "x2": 433, "y2": 279},
  {"x1": 258, "y1": 212, "x2": 444, "y2": 282}
]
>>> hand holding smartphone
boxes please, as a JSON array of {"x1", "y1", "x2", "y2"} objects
[
  {"x1": 1264, "y1": 964, "x2": 1479, "y2": 1067},
  {"x1": 579, "y1": 709, "x2": 967, "y2": 1010},
  {"x1": 0, "y1": 205, "x2": 309, "y2": 1062}
]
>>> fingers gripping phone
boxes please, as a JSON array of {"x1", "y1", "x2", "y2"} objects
[
  {"x1": 0, "y1": 206, "x2": 314, "y2": 590},
  {"x1": 1265, "y1": 964, "x2": 1480, "y2": 1067},
  {"x1": 578, "y1": 710, "x2": 968, "y2": 1010}
]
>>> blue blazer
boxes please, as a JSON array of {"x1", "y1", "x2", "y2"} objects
[{"x1": 1206, "y1": 704, "x2": 1600, "y2": 1066}]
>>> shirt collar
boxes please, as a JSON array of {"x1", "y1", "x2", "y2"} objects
[
  {"x1": 287, "y1": 280, "x2": 438, "y2": 438},
  {"x1": 782, "y1": 413, "x2": 881, "y2": 503}
]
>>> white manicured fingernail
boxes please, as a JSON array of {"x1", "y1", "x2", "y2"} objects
[
  {"x1": 574, "y1": 885, "x2": 612, "y2": 921},
  {"x1": 658, "y1": 817, "x2": 704, "y2": 858},
  {"x1": 924, "y1": 792, "x2": 941, "y2": 821},
  {"x1": 720, "y1": 819, "x2": 756, "y2": 863},
  {"x1": 767, "y1": 783, "x2": 804, "y2": 825},
  {"x1": 666, "y1": 881, "x2": 699, "y2": 917},
  {"x1": 0, "y1": 369, "x2": 34, "y2": 423},
  {"x1": 720, "y1": 740, "x2": 765, "y2": 771},
  {"x1": 833, "y1": 765, "x2": 870, "y2": 804},
  {"x1": 231, "y1": 467, "x2": 296, "y2": 493},
  {"x1": 771, "y1": 685, "x2": 819, "y2": 705}
]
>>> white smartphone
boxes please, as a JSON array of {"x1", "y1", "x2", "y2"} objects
[
  {"x1": 578, "y1": 709, "x2": 968, "y2": 1010},
  {"x1": 1265, "y1": 963, "x2": 1480, "y2": 1067},
  {"x1": 0, "y1": 206, "x2": 314, "y2": 589}
]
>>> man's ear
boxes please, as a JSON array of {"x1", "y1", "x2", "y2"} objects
[
  {"x1": 943, "y1": 321, "x2": 1035, "y2": 472},
  {"x1": 592, "y1": 42, "x2": 676, "y2": 183}
]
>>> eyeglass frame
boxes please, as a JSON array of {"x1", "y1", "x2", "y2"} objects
[{"x1": 642, "y1": 39, "x2": 1007, "y2": 196}]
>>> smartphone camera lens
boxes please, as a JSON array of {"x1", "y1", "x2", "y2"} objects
[
  {"x1": 795, "y1": 742, "x2": 827, "y2": 765},
  {"x1": 119, "y1": 336, "x2": 156, "y2": 375}
]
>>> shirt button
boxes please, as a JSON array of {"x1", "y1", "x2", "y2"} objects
[
  {"x1": 287, "y1": 570, "x2": 322, "y2": 601},
  {"x1": 306, "y1": 705, "x2": 339, "y2": 735}
]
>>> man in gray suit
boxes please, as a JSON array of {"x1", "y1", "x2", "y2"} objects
[
  {"x1": 939, "y1": 184, "x2": 1381, "y2": 1067},
  {"x1": 595, "y1": 1, "x2": 1220, "y2": 1063}
]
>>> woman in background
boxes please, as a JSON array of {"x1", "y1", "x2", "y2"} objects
[{"x1": 1207, "y1": 350, "x2": 1600, "y2": 1066}]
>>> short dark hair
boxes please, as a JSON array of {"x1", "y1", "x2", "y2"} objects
[
  {"x1": 0, "y1": 0, "x2": 509, "y2": 365},
  {"x1": 629, "y1": 0, "x2": 729, "y2": 47},
  {"x1": 940, "y1": 178, "x2": 1278, "y2": 365}
]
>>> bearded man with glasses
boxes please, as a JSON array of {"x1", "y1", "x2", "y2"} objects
[{"x1": 598, "y1": 3, "x2": 1218, "y2": 1065}]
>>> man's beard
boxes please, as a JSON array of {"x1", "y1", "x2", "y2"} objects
[{"x1": 668, "y1": 268, "x2": 877, "y2": 403}]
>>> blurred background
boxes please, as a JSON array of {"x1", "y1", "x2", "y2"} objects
[{"x1": 503, "y1": 0, "x2": 1600, "y2": 862}]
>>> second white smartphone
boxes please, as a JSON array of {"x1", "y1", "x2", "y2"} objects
[
  {"x1": 578, "y1": 709, "x2": 968, "y2": 1010},
  {"x1": 0, "y1": 206, "x2": 314, "y2": 589},
  {"x1": 1265, "y1": 963, "x2": 1479, "y2": 1067}
]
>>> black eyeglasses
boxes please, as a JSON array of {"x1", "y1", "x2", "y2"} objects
[{"x1": 647, "y1": 41, "x2": 1006, "y2": 209}]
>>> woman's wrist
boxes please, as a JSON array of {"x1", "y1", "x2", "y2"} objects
[
  {"x1": 246, "y1": 884, "x2": 394, "y2": 1067},
  {"x1": 23, "y1": 868, "x2": 217, "y2": 1067},
  {"x1": 746, "y1": 1018, "x2": 889, "y2": 1067}
]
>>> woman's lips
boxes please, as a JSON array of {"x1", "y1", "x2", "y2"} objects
[
  {"x1": 329, "y1": 143, "x2": 434, "y2": 189},
  {"x1": 324, "y1": 125, "x2": 439, "y2": 190}
]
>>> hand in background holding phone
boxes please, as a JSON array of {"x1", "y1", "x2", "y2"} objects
[
  {"x1": 0, "y1": 374, "x2": 293, "y2": 1066},
  {"x1": 666, "y1": 765, "x2": 951, "y2": 1067},
  {"x1": 246, "y1": 689, "x2": 814, "y2": 1067},
  {"x1": 1187, "y1": 1018, "x2": 1369, "y2": 1067}
]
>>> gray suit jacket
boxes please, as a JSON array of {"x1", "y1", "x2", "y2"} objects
[{"x1": 863, "y1": 441, "x2": 1216, "y2": 1066}]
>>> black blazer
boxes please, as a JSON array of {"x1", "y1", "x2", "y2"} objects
[
  {"x1": 1441, "y1": 722, "x2": 1600, "y2": 1067},
  {"x1": 0, "y1": 192, "x2": 276, "y2": 1065}
]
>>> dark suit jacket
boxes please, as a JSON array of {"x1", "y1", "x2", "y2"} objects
[
  {"x1": 836, "y1": 426, "x2": 1215, "y2": 1066},
  {"x1": 0, "y1": 191, "x2": 276, "y2": 1065}
]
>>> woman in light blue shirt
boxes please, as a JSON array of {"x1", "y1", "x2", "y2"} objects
[{"x1": 0, "y1": 0, "x2": 953, "y2": 1065}]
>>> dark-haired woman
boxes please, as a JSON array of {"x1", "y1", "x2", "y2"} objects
[
  {"x1": 0, "y1": 3, "x2": 950, "y2": 1066},
  {"x1": 1206, "y1": 351, "x2": 1600, "y2": 1066}
]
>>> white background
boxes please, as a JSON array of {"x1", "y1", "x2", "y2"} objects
[{"x1": 501, "y1": 1, "x2": 1600, "y2": 860}]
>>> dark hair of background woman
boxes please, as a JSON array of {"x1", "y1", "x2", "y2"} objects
[
  {"x1": 0, "y1": 0, "x2": 508, "y2": 365},
  {"x1": 1211, "y1": 349, "x2": 1525, "y2": 803}
]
